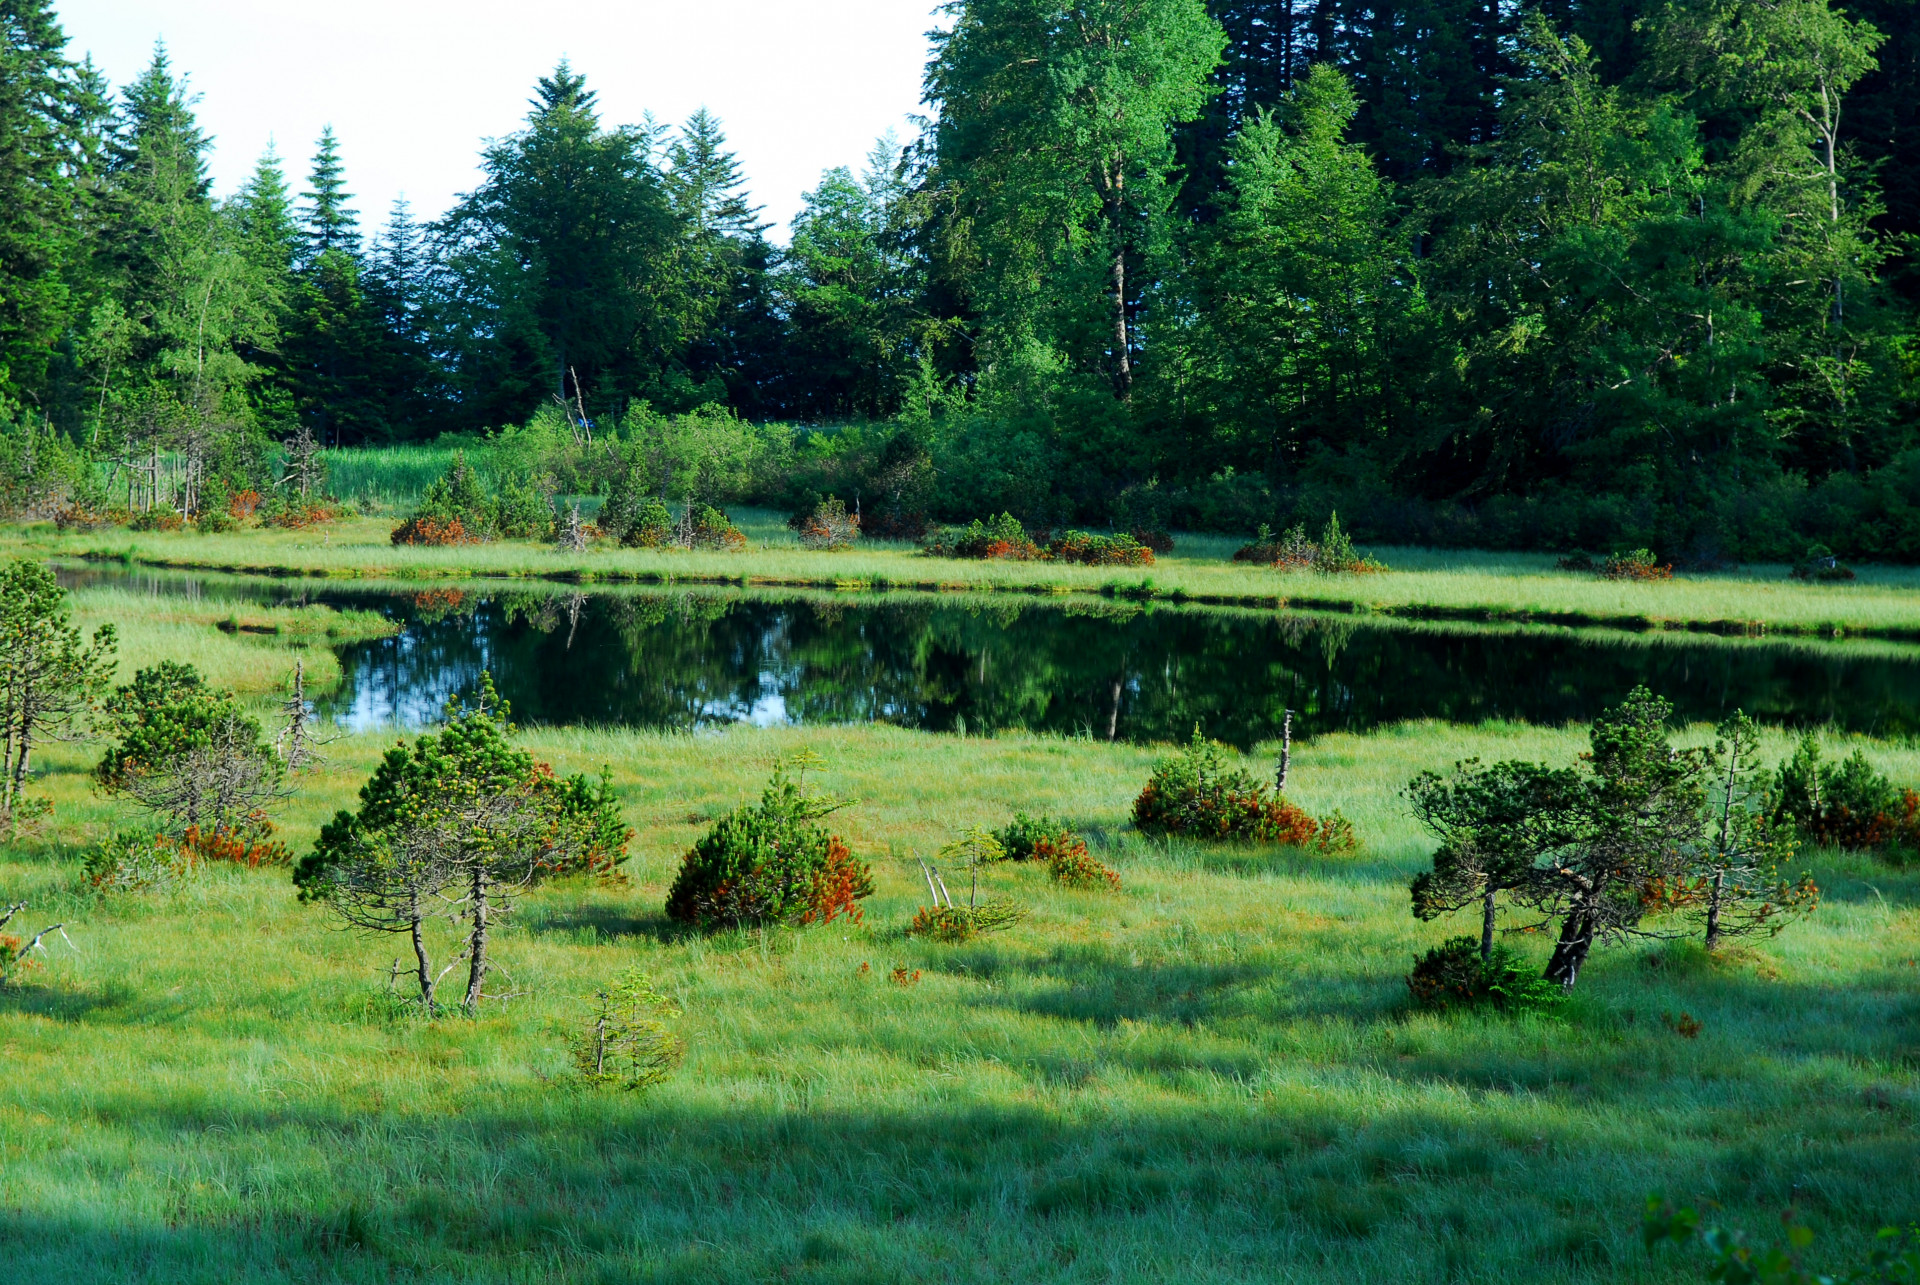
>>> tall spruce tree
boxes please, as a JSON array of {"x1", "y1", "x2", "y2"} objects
[
  {"x1": 0, "y1": 0, "x2": 82, "y2": 408},
  {"x1": 440, "y1": 62, "x2": 681, "y2": 426}
]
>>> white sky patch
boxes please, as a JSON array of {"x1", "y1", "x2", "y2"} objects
[{"x1": 57, "y1": 0, "x2": 938, "y2": 241}]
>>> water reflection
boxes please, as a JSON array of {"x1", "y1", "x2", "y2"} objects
[{"x1": 63, "y1": 569, "x2": 1920, "y2": 746}]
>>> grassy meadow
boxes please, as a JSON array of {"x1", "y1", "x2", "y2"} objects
[
  {"x1": 0, "y1": 580, "x2": 1913, "y2": 1283},
  {"x1": 10, "y1": 507, "x2": 1920, "y2": 638}
]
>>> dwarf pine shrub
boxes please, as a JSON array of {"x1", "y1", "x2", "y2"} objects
[
  {"x1": 1133, "y1": 728, "x2": 1356, "y2": 849},
  {"x1": 665, "y1": 766, "x2": 872, "y2": 929}
]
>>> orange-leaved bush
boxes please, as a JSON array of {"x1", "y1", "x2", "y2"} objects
[
  {"x1": 1038, "y1": 835, "x2": 1121, "y2": 890},
  {"x1": 1132, "y1": 728, "x2": 1356, "y2": 850}
]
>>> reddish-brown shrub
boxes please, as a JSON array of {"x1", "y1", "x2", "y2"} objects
[
  {"x1": 801, "y1": 838, "x2": 870, "y2": 925},
  {"x1": 269, "y1": 502, "x2": 338, "y2": 530},
  {"x1": 1038, "y1": 835, "x2": 1121, "y2": 890},
  {"x1": 228, "y1": 490, "x2": 262, "y2": 519},
  {"x1": 391, "y1": 516, "x2": 480, "y2": 546},
  {"x1": 182, "y1": 822, "x2": 291, "y2": 867},
  {"x1": 1130, "y1": 528, "x2": 1175, "y2": 554}
]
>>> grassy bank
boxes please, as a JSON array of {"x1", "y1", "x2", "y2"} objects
[
  {"x1": 0, "y1": 708, "x2": 1914, "y2": 1282},
  {"x1": 11, "y1": 512, "x2": 1920, "y2": 639}
]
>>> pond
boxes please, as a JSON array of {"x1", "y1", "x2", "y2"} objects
[{"x1": 66, "y1": 569, "x2": 1920, "y2": 745}]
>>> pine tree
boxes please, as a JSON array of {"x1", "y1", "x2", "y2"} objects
[
  {"x1": 0, "y1": 0, "x2": 82, "y2": 405},
  {"x1": 441, "y1": 62, "x2": 680, "y2": 423},
  {"x1": 298, "y1": 125, "x2": 359, "y2": 264}
]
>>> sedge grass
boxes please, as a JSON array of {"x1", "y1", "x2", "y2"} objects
[
  {"x1": 8, "y1": 511, "x2": 1920, "y2": 638},
  {"x1": 66, "y1": 584, "x2": 396, "y2": 695},
  {"x1": 0, "y1": 711, "x2": 1913, "y2": 1283}
]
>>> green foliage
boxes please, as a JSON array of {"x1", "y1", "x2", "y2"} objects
[
  {"x1": 993, "y1": 812, "x2": 1076, "y2": 862},
  {"x1": 296, "y1": 675, "x2": 630, "y2": 1012},
  {"x1": 0, "y1": 559, "x2": 116, "y2": 832},
  {"x1": 573, "y1": 968, "x2": 684, "y2": 1091},
  {"x1": 1405, "y1": 936, "x2": 1566, "y2": 1014},
  {"x1": 1769, "y1": 734, "x2": 1900, "y2": 851},
  {"x1": 81, "y1": 829, "x2": 194, "y2": 893},
  {"x1": 665, "y1": 762, "x2": 871, "y2": 929},
  {"x1": 921, "y1": 513, "x2": 1041, "y2": 560},
  {"x1": 906, "y1": 897, "x2": 1025, "y2": 941},
  {"x1": 1133, "y1": 727, "x2": 1347, "y2": 847},
  {"x1": 95, "y1": 661, "x2": 283, "y2": 838}
]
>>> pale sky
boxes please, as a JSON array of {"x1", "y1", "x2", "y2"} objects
[{"x1": 55, "y1": 0, "x2": 941, "y2": 240}]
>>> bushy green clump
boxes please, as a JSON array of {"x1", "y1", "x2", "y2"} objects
[
  {"x1": 1233, "y1": 513, "x2": 1383, "y2": 573},
  {"x1": 1133, "y1": 728, "x2": 1354, "y2": 849},
  {"x1": 921, "y1": 513, "x2": 1042, "y2": 560},
  {"x1": 1406, "y1": 936, "x2": 1564, "y2": 1014},
  {"x1": 392, "y1": 452, "x2": 553, "y2": 545},
  {"x1": 1049, "y1": 531, "x2": 1153, "y2": 566},
  {"x1": 994, "y1": 812, "x2": 1076, "y2": 861},
  {"x1": 1790, "y1": 544, "x2": 1855, "y2": 581},
  {"x1": 665, "y1": 767, "x2": 871, "y2": 928},
  {"x1": 1768, "y1": 734, "x2": 1915, "y2": 857}
]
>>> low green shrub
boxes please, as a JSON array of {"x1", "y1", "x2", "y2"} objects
[
  {"x1": 1600, "y1": 548, "x2": 1673, "y2": 580},
  {"x1": 391, "y1": 451, "x2": 552, "y2": 543},
  {"x1": 1767, "y1": 734, "x2": 1917, "y2": 858},
  {"x1": 791, "y1": 496, "x2": 861, "y2": 550},
  {"x1": 1790, "y1": 544, "x2": 1856, "y2": 582},
  {"x1": 1132, "y1": 728, "x2": 1356, "y2": 850},
  {"x1": 1233, "y1": 513, "x2": 1383, "y2": 573},
  {"x1": 1405, "y1": 936, "x2": 1564, "y2": 1013},
  {"x1": 128, "y1": 508, "x2": 184, "y2": 533},
  {"x1": 83, "y1": 830, "x2": 194, "y2": 892},
  {"x1": 994, "y1": 812, "x2": 1076, "y2": 861},
  {"x1": 665, "y1": 764, "x2": 872, "y2": 928},
  {"x1": 1049, "y1": 530, "x2": 1154, "y2": 566},
  {"x1": 921, "y1": 513, "x2": 1043, "y2": 560},
  {"x1": 906, "y1": 898, "x2": 1025, "y2": 942}
]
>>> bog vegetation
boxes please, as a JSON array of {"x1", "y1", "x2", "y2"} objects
[{"x1": 0, "y1": 565, "x2": 1907, "y2": 1278}]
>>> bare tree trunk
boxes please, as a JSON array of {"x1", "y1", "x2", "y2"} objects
[
  {"x1": 1545, "y1": 909, "x2": 1595, "y2": 990},
  {"x1": 463, "y1": 867, "x2": 490, "y2": 1015},
  {"x1": 1480, "y1": 887, "x2": 1497, "y2": 962}
]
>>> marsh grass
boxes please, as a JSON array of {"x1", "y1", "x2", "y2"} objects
[
  {"x1": 66, "y1": 585, "x2": 396, "y2": 694},
  {"x1": 9, "y1": 513, "x2": 1920, "y2": 636},
  {"x1": 0, "y1": 711, "x2": 1913, "y2": 1282}
]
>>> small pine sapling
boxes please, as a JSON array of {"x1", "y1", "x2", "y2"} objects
[
  {"x1": 574, "y1": 968, "x2": 683, "y2": 1090},
  {"x1": 907, "y1": 827, "x2": 1024, "y2": 941},
  {"x1": 1682, "y1": 712, "x2": 1819, "y2": 952}
]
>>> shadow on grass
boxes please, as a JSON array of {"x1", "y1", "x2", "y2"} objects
[
  {"x1": 0, "y1": 979, "x2": 114, "y2": 1022},
  {"x1": 12, "y1": 1071, "x2": 1917, "y2": 1285}
]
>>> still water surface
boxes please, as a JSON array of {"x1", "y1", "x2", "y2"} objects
[{"x1": 70, "y1": 570, "x2": 1920, "y2": 746}]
